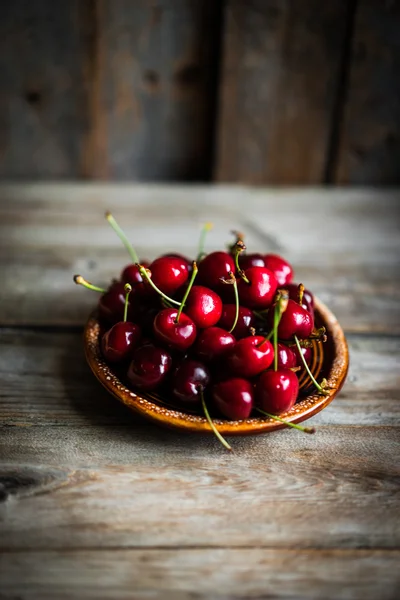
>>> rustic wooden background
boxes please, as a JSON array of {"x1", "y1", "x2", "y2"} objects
[{"x1": 0, "y1": 0, "x2": 399, "y2": 183}]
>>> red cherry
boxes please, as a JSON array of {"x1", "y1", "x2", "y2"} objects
[
  {"x1": 98, "y1": 281, "x2": 128, "y2": 322},
  {"x1": 127, "y1": 343, "x2": 172, "y2": 391},
  {"x1": 121, "y1": 260, "x2": 150, "y2": 286},
  {"x1": 218, "y1": 304, "x2": 255, "y2": 339},
  {"x1": 237, "y1": 267, "x2": 278, "y2": 309},
  {"x1": 269, "y1": 299, "x2": 314, "y2": 340},
  {"x1": 171, "y1": 359, "x2": 210, "y2": 406},
  {"x1": 183, "y1": 285, "x2": 222, "y2": 328},
  {"x1": 160, "y1": 253, "x2": 192, "y2": 271},
  {"x1": 212, "y1": 378, "x2": 254, "y2": 420},
  {"x1": 294, "y1": 344, "x2": 312, "y2": 366},
  {"x1": 146, "y1": 256, "x2": 189, "y2": 296},
  {"x1": 239, "y1": 253, "x2": 265, "y2": 270},
  {"x1": 226, "y1": 335, "x2": 274, "y2": 378},
  {"x1": 285, "y1": 283, "x2": 314, "y2": 313},
  {"x1": 197, "y1": 251, "x2": 235, "y2": 292},
  {"x1": 256, "y1": 369, "x2": 299, "y2": 414},
  {"x1": 195, "y1": 327, "x2": 235, "y2": 362},
  {"x1": 263, "y1": 254, "x2": 293, "y2": 286},
  {"x1": 153, "y1": 308, "x2": 197, "y2": 351},
  {"x1": 101, "y1": 322, "x2": 141, "y2": 362},
  {"x1": 277, "y1": 343, "x2": 297, "y2": 369}
]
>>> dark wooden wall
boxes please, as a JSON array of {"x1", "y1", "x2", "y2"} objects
[{"x1": 0, "y1": 0, "x2": 399, "y2": 184}]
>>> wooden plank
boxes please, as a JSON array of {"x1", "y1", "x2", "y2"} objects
[
  {"x1": 215, "y1": 0, "x2": 349, "y2": 183},
  {"x1": 1, "y1": 330, "x2": 399, "y2": 427},
  {"x1": 0, "y1": 549, "x2": 399, "y2": 600},
  {"x1": 0, "y1": 0, "x2": 91, "y2": 179},
  {"x1": 0, "y1": 185, "x2": 399, "y2": 332},
  {"x1": 336, "y1": 0, "x2": 400, "y2": 183},
  {"x1": 88, "y1": 0, "x2": 221, "y2": 180},
  {"x1": 1, "y1": 426, "x2": 399, "y2": 550}
]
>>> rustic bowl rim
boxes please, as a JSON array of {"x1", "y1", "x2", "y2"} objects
[{"x1": 84, "y1": 297, "x2": 349, "y2": 435}]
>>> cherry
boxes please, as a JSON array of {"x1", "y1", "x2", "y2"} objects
[
  {"x1": 212, "y1": 378, "x2": 254, "y2": 420},
  {"x1": 171, "y1": 359, "x2": 210, "y2": 406},
  {"x1": 293, "y1": 344, "x2": 312, "y2": 366},
  {"x1": 263, "y1": 254, "x2": 293, "y2": 286},
  {"x1": 218, "y1": 304, "x2": 255, "y2": 339},
  {"x1": 101, "y1": 284, "x2": 142, "y2": 362},
  {"x1": 195, "y1": 327, "x2": 235, "y2": 362},
  {"x1": 237, "y1": 267, "x2": 278, "y2": 309},
  {"x1": 127, "y1": 343, "x2": 172, "y2": 391},
  {"x1": 226, "y1": 335, "x2": 274, "y2": 378},
  {"x1": 239, "y1": 253, "x2": 265, "y2": 270},
  {"x1": 74, "y1": 276, "x2": 130, "y2": 323},
  {"x1": 277, "y1": 343, "x2": 297, "y2": 369},
  {"x1": 153, "y1": 308, "x2": 196, "y2": 351},
  {"x1": 145, "y1": 256, "x2": 189, "y2": 296},
  {"x1": 256, "y1": 369, "x2": 299, "y2": 414},
  {"x1": 197, "y1": 251, "x2": 235, "y2": 293},
  {"x1": 269, "y1": 299, "x2": 314, "y2": 340},
  {"x1": 121, "y1": 261, "x2": 150, "y2": 286},
  {"x1": 183, "y1": 285, "x2": 222, "y2": 328},
  {"x1": 159, "y1": 253, "x2": 192, "y2": 272},
  {"x1": 285, "y1": 283, "x2": 314, "y2": 313}
]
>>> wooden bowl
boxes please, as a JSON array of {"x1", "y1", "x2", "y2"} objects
[{"x1": 84, "y1": 297, "x2": 348, "y2": 435}]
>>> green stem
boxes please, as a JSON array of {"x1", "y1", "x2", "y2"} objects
[
  {"x1": 200, "y1": 389, "x2": 232, "y2": 451},
  {"x1": 123, "y1": 284, "x2": 132, "y2": 322},
  {"x1": 175, "y1": 262, "x2": 198, "y2": 323},
  {"x1": 138, "y1": 265, "x2": 180, "y2": 306},
  {"x1": 256, "y1": 407, "x2": 315, "y2": 434},
  {"x1": 73, "y1": 275, "x2": 106, "y2": 294},
  {"x1": 233, "y1": 246, "x2": 250, "y2": 284},
  {"x1": 273, "y1": 302, "x2": 279, "y2": 371},
  {"x1": 197, "y1": 222, "x2": 213, "y2": 262},
  {"x1": 294, "y1": 335, "x2": 329, "y2": 395},
  {"x1": 228, "y1": 277, "x2": 239, "y2": 334},
  {"x1": 105, "y1": 211, "x2": 139, "y2": 264}
]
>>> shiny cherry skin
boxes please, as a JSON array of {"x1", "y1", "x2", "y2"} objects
[
  {"x1": 239, "y1": 253, "x2": 265, "y2": 270},
  {"x1": 146, "y1": 256, "x2": 189, "y2": 296},
  {"x1": 171, "y1": 359, "x2": 210, "y2": 406},
  {"x1": 121, "y1": 260, "x2": 150, "y2": 286},
  {"x1": 263, "y1": 254, "x2": 294, "y2": 287},
  {"x1": 183, "y1": 285, "x2": 222, "y2": 328},
  {"x1": 218, "y1": 304, "x2": 255, "y2": 339},
  {"x1": 226, "y1": 335, "x2": 274, "y2": 378},
  {"x1": 197, "y1": 251, "x2": 235, "y2": 293},
  {"x1": 195, "y1": 327, "x2": 235, "y2": 362},
  {"x1": 256, "y1": 368, "x2": 299, "y2": 414},
  {"x1": 285, "y1": 283, "x2": 314, "y2": 313},
  {"x1": 269, "y1": 299, "x2": 314, "y2": 340},
  {"x1": 237, "y1": 267, "x2": 278, "y2": 310},
  {"x1": 294, "y1": 344, "x2": 313, "y2": 366},
  {"x1": 98, "y1": 281, "x2": 130, "y2": 322},
  {"x1": 127, "y1": 343, "x2": 172, "y2": 391},
  {"x1": 277, "y1": 343, "x2": 297, "y2": 369},
  {"x1": 101, "y1": 322, "x2": 141, "y2": 362},
  {"x1": 153, "y1": 308, "x2": 197, "y2": 351},
  {"x1": 212, "y1": 378, "x2": 254, "y2": 420},
  {"x1": 160, "y1": 253, "x2": 192, "y2": 272}
]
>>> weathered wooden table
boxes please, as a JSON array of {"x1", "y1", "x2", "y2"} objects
[{"x1": 0, "y1": 184, "x2": 399, "y2": 600}]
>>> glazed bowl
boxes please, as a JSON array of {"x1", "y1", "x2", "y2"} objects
[{"x1": 84, "y1": 296, "x2": 348, "y2": 435}]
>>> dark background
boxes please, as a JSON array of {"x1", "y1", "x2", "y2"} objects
[{"x1": 0, "y1": 0, "x2": 399, "y2": 184}]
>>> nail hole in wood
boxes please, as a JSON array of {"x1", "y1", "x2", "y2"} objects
[{"x1": 25, "y1": 90, "x2": 41, "y2": 105}]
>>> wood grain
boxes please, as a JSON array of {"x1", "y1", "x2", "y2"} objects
[
  {"x1": 336, "y1": 0, "x2": 400, "y2": 183},
  {"x1": 0, "y1": 330, "x2": 399, "y2": 427},
  {"x1": 1, "y1": 549, "x2": 399, "y2": 600},
  {"x1": 215, "y1": 0, "x2": 349, "y2": 183},
  {"x1": 1, "y1": 184, "x2": 399, "y2": 331},
  {"x1": 0, "y1": 0, "x2": 91, "y2": 179},
  {"x1": 87, "y1": 0, "x2": 221, "y2": 180}
]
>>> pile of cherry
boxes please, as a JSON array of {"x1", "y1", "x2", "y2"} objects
[{"x1": 75, "y1": 214, "x2": 329, "y2": 449}]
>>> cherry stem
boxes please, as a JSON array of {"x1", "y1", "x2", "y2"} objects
[
  {"x1": 294, "y1": 335, "x2": 329, "y2": 395},
  {"x1": 273, "y1": 302, "x2": 279, "y2": 371},
  {"x1": 105, "y1": 211, "x2": 139, "y2": 264},
  {"x1": 137, "y1": 264, "x2": 180, "y2": 307},
  {"x1": 228, "y1": 272, "x2": 239, "y2": 334},
  {"x1": 298, "y1": 283, "x2": 305, "y2": 306},
  {"x1": 233, "y1": 241, "x2": 250, "y2": 284},
  {"x1": 197, "y1": 222, "x2": 213, "y2": 262},
  {"x1": 200, "y1": 388, "x2": 232, "y2": 452},
  {"x1": 123, "y1": 283, "x2": 132, "y2": 322},
  {"x1": 256, "y1": 407, "x2": 315, "y2": 434},
  {"x1": 73, "y1": 275, "x2": 106, "y2": 294},
  {"x1": 175, "y1": 261, "x2": 198, "y2": 323}
]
